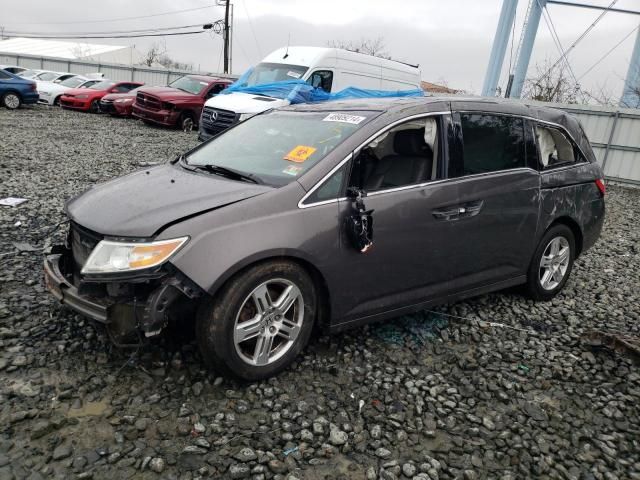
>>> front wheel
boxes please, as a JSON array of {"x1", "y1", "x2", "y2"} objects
[
  {"x1": 179, "y1": 112, "x2": 195, "y2": 132},
  {"x1": 196, "y1": 261, "x2": 316, "y2": 380},
  {"x1": 2, "y1": 92, "x2": 21, "y2": 110},
  {"x1": 524, "y1": 224, "x2": 575, "y2": 301}
]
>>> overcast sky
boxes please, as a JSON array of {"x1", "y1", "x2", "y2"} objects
[{"x1": 3, "y1": 0, "x2": 640, "y2": 98}]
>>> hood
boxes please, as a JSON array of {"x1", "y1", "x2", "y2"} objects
[
  {"x1": 204, "y1": 92, "x2": 290, "y2": 114},
  {"x1": 66, "y1": 163, "x2": 272, "y2": 238},
  {"x1": 137, "y1": 86, "x2": 201, "y2": 101},
  {"x1": 102, "y1": 91, "x2": 135, "y2": 101},
  {"x1": 63, "y1": 87, "x2": 104, "y2": 97}
]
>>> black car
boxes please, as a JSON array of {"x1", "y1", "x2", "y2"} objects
[{"x1": 44, "y1": 97, "x2": 605, "y2": 380}]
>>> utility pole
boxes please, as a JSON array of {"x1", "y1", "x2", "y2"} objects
[{"x1": 223, "y1": 0, "x2": 230, "y2": 74}]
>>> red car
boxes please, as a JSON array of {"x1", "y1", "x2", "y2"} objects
[
  {"x1": 132, "y1": 75, "x2": 231, "y2": 131},
  {"x1": 60, "y1": 80, "x2": 143, "y2": 113},
  {"x1": 99, "y1": 86, "x2": 143, "y2": 117}
]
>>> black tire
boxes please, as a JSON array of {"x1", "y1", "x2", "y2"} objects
[
  {"x1": 53, "y1": 96, "x2": 61, "y2": 107},
  {"x1": 2, "y1": 92, "x2": 21, "y2": 110},
  {"x1": 179, "y1": 112, "x2": 195, "y2": 132},
  {"x1": 524, "y1": 224, "x2": 575, "y2": 301},
  {"x1": 196, "y1": 261, "x2": 317, "y2": 380},
  {"x1": 90, "y1": 99, "x2": 101, "y2": 113}
]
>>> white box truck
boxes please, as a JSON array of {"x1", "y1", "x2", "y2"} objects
[{"x1": 198, "y1": 46, "x2": 422, "y2": 141}]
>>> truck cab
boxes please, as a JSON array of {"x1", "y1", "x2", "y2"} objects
[{"x1": 198, "y1": 46, "x2": 422, "y2": 141}]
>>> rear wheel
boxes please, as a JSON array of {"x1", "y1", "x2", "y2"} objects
[
  {"x1": 196, "y1": 261, "x2": 316, "y2": 380},
  {"x1": 53, "y1": 96, "x2": 61, "y2": 107},
  {"x1": 2, "y1": 92, "x2": 21, "y2": 110},
  {"x1": 524, "y1": 224, "x2": 575, "y2": 301},
  {"x1": 90, "y1": 99, "x2": 100, "y2": 113}
]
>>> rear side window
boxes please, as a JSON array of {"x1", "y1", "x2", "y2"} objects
[
  {"x1": 457, "y1": 114, "x2": 526, "y2": 176},
  {"x1": 535, "y1": 125, "x2": 575, "y2": 168},
  {"x1": 0, "y1": 71, "x2": 11, "y2": 80}
]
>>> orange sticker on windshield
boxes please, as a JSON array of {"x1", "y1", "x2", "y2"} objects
[{"x1": 284, "y1": 145, "x2": 316, "y2": 163}]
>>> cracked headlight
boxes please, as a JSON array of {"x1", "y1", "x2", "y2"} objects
[{"x1": 81, "y1": 237, "x2": 189, "y2": 274}]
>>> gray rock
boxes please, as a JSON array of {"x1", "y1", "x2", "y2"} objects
[
  {"x1": 52, "y1": 443, "x2": 72, "y2": 461},
  {"x1": 149, "y1": 457, "x2": 165, "y2": 473},
  {"x1": 234, "y1": 447, "x2": 257, "y2": 462}
]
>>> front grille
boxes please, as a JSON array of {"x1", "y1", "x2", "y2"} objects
[
  {"x1": 201, "y1": 107, "x2": 238, "y2": 135},
  {"x1": 69, "y1": 222, "x2": 103, "y2": 273},
  {"x1": 136, "y1": 93, "x2": 162, "y2": 111}
]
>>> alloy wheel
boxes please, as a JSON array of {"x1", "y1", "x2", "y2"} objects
[
  {"x1": 539, "y1": 236, "x2": 570, "y2": 291},
  {"x1": 4, "y1": 93, "x2": 20, "y2": 109},
  {"x1": 233, "y1": 278, "x2": 304, "y2": 366}
]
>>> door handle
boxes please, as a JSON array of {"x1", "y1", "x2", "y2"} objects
[{"x1": 432, "y1": 200, "x2": 484, "y2": 221}]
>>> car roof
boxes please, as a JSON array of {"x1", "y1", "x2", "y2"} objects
[
  {"x1": 283, "y1": 95, "x2": 595, "y2": 163},
  {"x1": 184, "y1": 74, "x2": 230, "y2": 83}
]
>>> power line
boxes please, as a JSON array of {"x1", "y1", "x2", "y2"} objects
[
  {"x1": 5, "y1": 31, "x2": 208, "y2": 40},
  {"x1": 578, "y1": 22, "x2": 640, "y2": 81},
  {"x1": 2, "y1": 23, "x2": 207, "y2": 37},
  {"x1": 242, "y1": 0, "x2": 262, "y2": 59},
  {"x1": 1, "y1": 5, "x2": 217, "y2": 25},
  {"x1": 531, "y1": 0, "x2": 617, "y2": 85}
]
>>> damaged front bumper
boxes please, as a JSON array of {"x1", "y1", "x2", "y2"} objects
[{"x1": 44, "y1": 245, "x2": 203, "y2": 344}]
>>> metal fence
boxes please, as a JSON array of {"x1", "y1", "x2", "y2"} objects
[{"x1": 0, "y1": 52, "x2": 237, "y2": 86}]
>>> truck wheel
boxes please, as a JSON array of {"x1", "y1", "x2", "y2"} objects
[
  {"x1": 180, "y1": 113, "x2": 195, "y2": 132},
  {"x1": 196, "y1": 261, "x2": 317, "y2": 380},
  {"x1": 524, "y1": 224, "x2": 575, "y2": 301},
  {"x1": 2, "y1": 92, "x2": 21, "y2": 110}
]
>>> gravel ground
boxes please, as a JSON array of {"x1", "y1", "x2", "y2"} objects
[{"x1": 1, "y1": 105, "x2": 639, "y2": 480}]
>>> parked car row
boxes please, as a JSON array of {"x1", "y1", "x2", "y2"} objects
[{"x1": 0, "y1": 65, "x2": 233, "y2": 131}]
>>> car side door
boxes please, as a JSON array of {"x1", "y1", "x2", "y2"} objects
[
  {"x1": 320, "y1": 113, "x2": 466, "y2": 324},
  {"x1": 438, "y1": 111, "x2": 541, "y2": 291}
]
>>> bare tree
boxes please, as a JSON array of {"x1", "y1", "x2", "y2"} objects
[
  {"x1": 157, "y1": 54, "x2": 193, "y2": 72},
  {"x1": 328, "y1": 37, "x2": 391, "y2": 59},
  {"x1": 522, "y1": 60, "x2": 581, "y2": 104},
  {"x1": 620, "y1": 84, "x2": 640, "y2": 109},
  {"x1": 69, "y1": 44, "x2": 95, "y2": 61},
  {"x1": 141, "y1": 42, "x2": 167, "y2": 67}
]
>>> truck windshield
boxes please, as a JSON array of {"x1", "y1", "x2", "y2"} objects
[
  {"x1": 185, "y1": 110, "x2": 374, "y2": 187},
  {"x1": 169, "y1": 76, "x2": 209, "y2": 95},
  {"x1": 242, "y1": 63, "x2": 308, "y2": 86}
]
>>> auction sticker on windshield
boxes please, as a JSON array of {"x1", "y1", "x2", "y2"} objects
[
  {"x1": 323, "y1": 113, "x2": 366, "y2": 124},
  {"x1": 284, "y1": 145, "x2": 316, "y2": 163}
]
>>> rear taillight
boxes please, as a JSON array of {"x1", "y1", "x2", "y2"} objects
[
  {"x1": 30, "y1": 83, "x2": 37, "y2": 91},
  {"x1": 595, "y1": 178, "x2": 606, "y2": 196}
]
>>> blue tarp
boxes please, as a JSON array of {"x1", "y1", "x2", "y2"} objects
[{"x1": 222, "y1": 67, "x2": 424, "y2": 104}]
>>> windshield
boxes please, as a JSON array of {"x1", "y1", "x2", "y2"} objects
[
  {"x1": 61, "y1": 77, "x2": 85, "y2": 88},
  {"x1": 186, "y1": 110, "x2": 373, "y2": 186},
  {"x1": 241, "y1": 62, "x2": 308, "y2": 87},
  {"x1": 19, "y1": 69, "x2": 38, "y2": 77},
  {"x1": 89, "y1": 81, "x2": 115, "y2": 90},
  {"x1": 168, "y1": 76, "x2": 208, "y2": 95},
  {"x1": 37, "y1": 72, "x2": 59, "y2": 81}
]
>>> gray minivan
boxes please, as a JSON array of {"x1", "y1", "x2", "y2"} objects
[{"x1": 44, "y1": 97, "x2": 605, "y2": 380}]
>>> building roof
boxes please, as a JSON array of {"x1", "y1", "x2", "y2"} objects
[
  {"x1": 0, "y1": 37, "x2": 128, "y2": 60},
  {"x1": 421, "y1": 81, "x2": 459, "y2": 94}
]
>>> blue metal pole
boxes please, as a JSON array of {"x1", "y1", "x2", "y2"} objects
[
  {"x1": 620, "y1": 28, "x2": 640, "y2": 108},
  {"x1": 509, "y1": 0, "x2": 547, "y2": 98},
  {"x1": 482, "y1": 0, "x2": 519, "y2": 97}
]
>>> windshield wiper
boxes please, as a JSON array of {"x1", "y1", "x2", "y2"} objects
[{"x1": 191, "y1": 164, "x2": 262, "y2": 184}]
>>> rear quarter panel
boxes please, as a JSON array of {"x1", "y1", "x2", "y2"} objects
[{"x1": 539, "y1": 162, "x2": 605, "y2": 255}]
